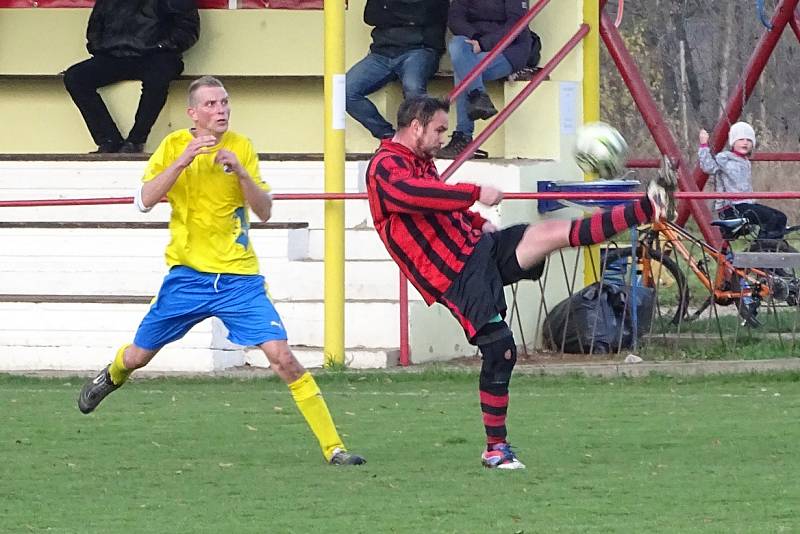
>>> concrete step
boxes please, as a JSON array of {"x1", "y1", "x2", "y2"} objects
[
  {"x1": 0, "y1": 226, "x2": 304, "y2": 260},
  {"x1": 0, "y1": 256, "x2": 424, "y2": 301},
  {"x1": 0, "y1": 300, "x2": 402, "y2": 349},
  {"x1": 0, "y1": 200, "x2": 376, "y2": 228},
  {"x1": 301, "y1": 227, "x2": 391, "y2": 261},
  {"x1": 0, "y1": 160, "x2": 368, "y2": 194},
  {"x1": 2, "y1": 344, "x2": 397, "y2": 372}
]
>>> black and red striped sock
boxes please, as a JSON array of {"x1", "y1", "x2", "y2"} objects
[
  {"x1": 568, "y1": 195, "x2": 654, "y2": 247},
  {"x1": 480, "y1": 390, "x2": 509, "y2": 446}
]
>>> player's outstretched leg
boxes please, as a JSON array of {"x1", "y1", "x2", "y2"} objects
[
  {"x1": 475, "y1": 321, "x2": 525, "y2": 470},
  {"x1": 78, "y1": 344, "x2": 132, "y2": 414},
  {"x1": 567, "y1": 171, "x2": 676, "y2": 248}
]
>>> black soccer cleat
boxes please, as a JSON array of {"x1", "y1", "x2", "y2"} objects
[
  {"x1": 466, "y1": 89, "x2": 498, "y2": 121},
  {"x1": 328, "y1": 448, "x2": 366, "y2": 466},
  {"x1": 78, "y1": 365, "x2": 120, "y2": 414}
]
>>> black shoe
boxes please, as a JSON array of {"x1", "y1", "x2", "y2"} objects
[
  {"x1": 119, "y1": 141, "x2": 145, "y2": 153},
  {"x1": 738, "y1": 300, "x2": 762, "y2": 328},
  {"x1": 437, "y1": 132, "x2": 488, "y2": 160},
  {"x1": 466, "y1": 89, "x2": 498, "y2": 121},
  {"x1": 328, "y1": 447, "x2": 366, "y2": 466},
  {"x1": 78, "y1": 365, "x2": 120, "y2": 414},
  {"x1": 91, "y1": 141, "x2": 122, "y2": 154}
]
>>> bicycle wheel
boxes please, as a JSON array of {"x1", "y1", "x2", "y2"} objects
[{"x1": 603, "y1": 246, "x2": 689, "y2": 327}]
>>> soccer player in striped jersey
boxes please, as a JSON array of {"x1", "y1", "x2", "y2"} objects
[
  {"x1": 78, "y1": 76, "x2": 364, "y2": 466},
  {"x1": 366, "y1": 95, "x2": 675, "y2": 469}
]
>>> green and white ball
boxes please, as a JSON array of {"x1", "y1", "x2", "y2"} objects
[{"x1": 574, "y1": 122, "x2": 629, "y2": 179}]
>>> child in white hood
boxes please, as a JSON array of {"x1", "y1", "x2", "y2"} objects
[{"x1": 699, "y1": 121, "x2": 787, "y2": 239}]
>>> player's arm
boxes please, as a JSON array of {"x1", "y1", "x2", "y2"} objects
[
  {"x1": 369, "y1": 155, "x2": 502, "y2": 213},
  {"x1": 237, "y1": 175, "x2": 272, "y2": 222},
  {"x1": 138, "y1": 134, "x2": 217, "y2": 210},
  {"x1": 215, "y1": 147, "x2": 272, "y2": 222}
]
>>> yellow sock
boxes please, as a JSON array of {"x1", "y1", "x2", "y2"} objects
[
  {"x1": 288, "y1": 372, "x2": 344, "y2": 460},
  {"x1": 107, "y1": 344, "x2": 132, "y2": 386}
]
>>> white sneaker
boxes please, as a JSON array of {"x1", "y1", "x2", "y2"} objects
[{"x1": 481, "y1": 443, "x2": 526, "y2": 470}]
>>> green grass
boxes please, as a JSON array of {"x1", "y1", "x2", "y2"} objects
[{"x1": 3, "y1": 371, "x2": 800, "y2": 533}]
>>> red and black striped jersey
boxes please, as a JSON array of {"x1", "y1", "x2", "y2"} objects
[{"x1": 366, "y1": 139, "x2": 487, "y2": 305}]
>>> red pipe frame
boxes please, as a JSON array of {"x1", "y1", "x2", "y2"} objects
[
  {"x1": 8, "y1": 190, "x2": 800, "y2": 209},
  {"x1": 675, "y1": 0, "x2": 800, "y2": 228},
  {"x1": 600, "y1": 11, "x2": 721, "y2": 246},
  {"x1": 10, "y1": 4, "x2": 797, "y2": 367},
  {"x1": 441, "y1": 24, "x2": 590, "y2": 181},
  {"x1": 447, "y1": 0, "x2": 551, "y2": 103}
]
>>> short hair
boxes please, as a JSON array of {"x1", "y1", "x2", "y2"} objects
[
  {"x1": 188, "y1": 75, "x2": 226, "y2": 107},
  {"x1": 396, "y1": 96, "x2": 450, "y2": 129}
]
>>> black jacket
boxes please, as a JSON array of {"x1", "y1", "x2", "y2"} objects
[
  {"x1": 86, "y1": 0, "x2": 200, "y2": 58},
  {"x1": 448, "y1": 0, "x2": 532, "y2": 72},
  {"x1": 364, "y1": 0, "x2": 449, "y2": 58}
]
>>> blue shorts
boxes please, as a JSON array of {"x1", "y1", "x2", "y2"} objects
[{"x1": 133, "y1": 266, "x2": 287, "y2": 350}]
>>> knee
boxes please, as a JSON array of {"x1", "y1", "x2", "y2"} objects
[
  {"x1": 401, "y1": 80, "x2": 427, "y2": 99},
  {"x1": 448, "y1": 36, "x2": 472, "y2": 63},
  {"x1": 262, "y1": 342, "x2": 304, "y2": 380},
  {"x1": 63, "y1": 66, "x2": 85, "y2": 93},
  {"x1": 123, "y1": 344, "x2": 157, "y2": 369},
  {"x1": 476, "y1": 322, "x2": 517, "y2": 392}
]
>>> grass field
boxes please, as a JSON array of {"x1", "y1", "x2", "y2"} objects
[{"x1": 2, "y1": 370, "x2": 800, "y2": 533}]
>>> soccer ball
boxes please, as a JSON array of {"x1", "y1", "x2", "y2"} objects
[{"x1": 574, "y1": 122, "x2": 629, "y2": 179}]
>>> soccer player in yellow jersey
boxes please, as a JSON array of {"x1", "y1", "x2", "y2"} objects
[{"x1": 78, "y1": 75, "x2": 365, "y2": 466}]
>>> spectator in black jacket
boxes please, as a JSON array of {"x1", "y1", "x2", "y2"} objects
[
  {"x1": 346, "y1": 0, "x2": 449, "y2": 140},
  {"x1": 438, "y1": 0, "x2": 533, "y2": 159},
  {"x1": 63, "y1": 0, "x2": 200, "y2": 153}
]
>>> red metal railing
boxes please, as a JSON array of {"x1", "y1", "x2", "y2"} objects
[
  {"x1": 440, "y1": 25, "x2": 590, "y2": 181},
  {"x1": 628, "y1": 153, "x2": 800, "y2": 169},
  {"x1": 674, "y1": 0, "x2": 800, "y2": 228},
  {"x1": 8, "y1": 191, "x2": 800, "y2": 210},
  {"x1": 446, "y1": 0, "x2": 551, "y2": 103},
  {"x1": 6, "y1": 189, "x2": 800, "y2": 367}
]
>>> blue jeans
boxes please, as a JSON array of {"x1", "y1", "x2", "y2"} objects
[
  {"x1": 346, "y1": 48, "x2": 440, "y2": 139},
  {"x1": 448, "y1": 35, "x2": 513, "y2": 137}
]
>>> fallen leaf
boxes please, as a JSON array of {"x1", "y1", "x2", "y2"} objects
[
  {"x1": 218, "y1": 463, "x2": 233, "y2": 468},
  {"x1": 152, "y1": 441, "x2": 161, "y2": 448},
  {"x1": 246, "y1": 424, "x2": 257, "y2": 431}
]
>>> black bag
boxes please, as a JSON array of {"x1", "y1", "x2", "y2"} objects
[{"x1": 542, "y1": 282, "x2": 654, "y2": 354}]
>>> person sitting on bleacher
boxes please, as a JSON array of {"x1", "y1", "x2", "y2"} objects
[
  {"x1": 346, "y1": 0, "x2": 449, "y2": 141},
  {"x1": 63, "y1": 0, "x2": 200, "y2": 154},
  {"x1": 438, "y1": 0, "x2": 535, "y2": 159}
]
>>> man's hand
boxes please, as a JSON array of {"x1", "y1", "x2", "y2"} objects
[
  {"x1": 465, "y1": 39, "x2": 482, "y2": 54},
  {"x1": 481, "y1": 221, "x2": 498, "y2": 233},
  {"x1": 214, "y1": 149, "x2": 243, "y2": 176},
  {"x1": 478, "y1": 185, "x2": 503, "y2": 206},
  {"x1": 699, "y1": 129, "x2": 709, "y2": 145},
  {"x1": 177, "y1": 134, "x2": 217, "y2": 168}
]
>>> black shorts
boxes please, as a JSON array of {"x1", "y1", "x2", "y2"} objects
[{"x1": 438, "y1": 224, "x2": 545, "y2": 343}]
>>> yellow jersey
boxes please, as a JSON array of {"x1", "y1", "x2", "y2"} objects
[{"x1": 143, "y1": 129, "x2": 270, "y2": 275}]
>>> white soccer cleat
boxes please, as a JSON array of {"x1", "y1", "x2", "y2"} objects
[{"x1": 481, "y1": 442, "x2": 526, "y2": 470}]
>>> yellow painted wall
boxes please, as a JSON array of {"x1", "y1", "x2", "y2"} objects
[{"x1": 0, "y1": 1, "x2": 584, "y2": 154}]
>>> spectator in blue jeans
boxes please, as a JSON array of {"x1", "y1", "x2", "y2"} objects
[
  {"x1": 438, "y1": 0, "x2": 533, "y2": 159},
  {"x1": 346, "y1": 0, "x2": 449, "y2": 140}
]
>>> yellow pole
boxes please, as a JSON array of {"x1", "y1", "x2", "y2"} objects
[
  {"x1": 323, "y1": 0, "x2": 346, "y2": 366},
  {"x1": 583, "y1": 0, "x2": 601, "y2": 285}
]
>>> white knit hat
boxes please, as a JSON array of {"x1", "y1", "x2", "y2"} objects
[{"x1": 728, "y1": 121, "x2": 756, "y2": 148}]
